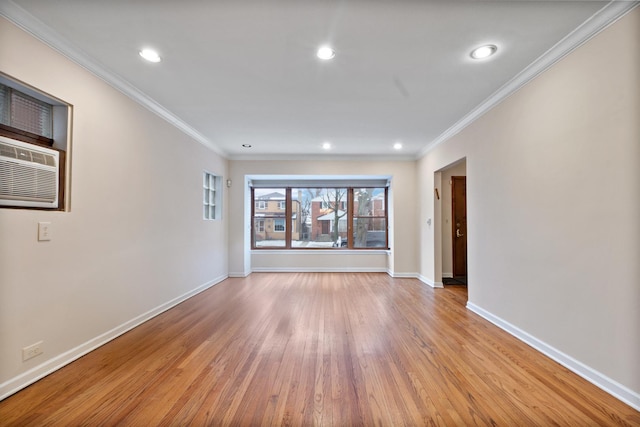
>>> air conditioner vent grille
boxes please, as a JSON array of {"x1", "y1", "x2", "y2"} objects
[
  {"x1": 0, "y1": 160, "x2": 57, "y2": 202},
  {"x1": 0, "y1": 137, "x2": 59, "y2": 207}
]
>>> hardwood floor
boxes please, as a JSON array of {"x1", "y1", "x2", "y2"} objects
[{"x1": 0, "y1": 273, "x2": 638, "y2": 426}]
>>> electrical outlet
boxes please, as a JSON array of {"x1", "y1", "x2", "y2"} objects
[{"x1": 22, "y1": 341, "x2": 44, "y2": 361}]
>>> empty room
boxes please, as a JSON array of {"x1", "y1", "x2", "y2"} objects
[{"x1": 0, "y1": 1, "x2": 638, "y2": 425}]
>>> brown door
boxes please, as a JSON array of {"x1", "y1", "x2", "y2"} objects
[
  {"x1": 451, "y1": 176, "x2": 467, "y2": 279},
  {"x1": 321, "y1": 221, "x2": 330, "y2": 235}
]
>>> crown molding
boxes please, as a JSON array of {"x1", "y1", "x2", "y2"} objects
[
  {"x1": 0, "y1": 0, "x2": 227, "y2": 158},
  {"x1": 2, "y1": 1, "x2": 635, "y2": 162},
  {"x1": 228, "y1": 153, "x2": 417, "y2": 162},
  {"x1": 417, "y1": 0, "x2": 639, "y2": 159}
]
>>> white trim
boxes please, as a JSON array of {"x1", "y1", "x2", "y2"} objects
[
  {"x1": 0, "y1": 275, "x2": 228, "y2": 401},
  {"x1": 248, "y1": 174, "x2": 392, "y2": 189},
  {"x1": 0, "y1": 1, "x2": 226, "y2": 158},
  {"x1": 417, "y1": 274, "x2": 444, "y2": 288},
  {"x1": 251, "y1": 249, "x2": 390, "y2": 256},
  {"x1": 466, "y1": 302, "x2": 640, "y2": 411},
  {"x1": 442, "y1": 272, "x2": 453, "y2": 279},
  {"x1": 252, "y1": 267, "x2": 387, "y2": 273},
  {"x1": 418, "y1": 1, "x2": 639, "y2": 159},
  {"x1": 386, "y1": 271, "x2": 428, "y2": 283},
  {"x1": 389, "y1": 272, "x2": 444, "y2": 286},
  {"x1": 230, "y1": 153, "x2": 416, "y2": 162},
  {"x1": 387, "y1": 271, "x2": 418, "y2": 279},
  {"x1": 228, "y1": 272, "x2": 251, "y2": 278}
]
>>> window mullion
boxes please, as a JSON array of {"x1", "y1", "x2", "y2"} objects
[
  {"x1": 286, "y1": 188, "x2": 292, "y2": 249},
  {"x1": 385, "y1": 187, "x2": 389, "y2": 249},
  {"x1": 347, "y1": 188, "x2": 354, "y2": 249},
  {"x1": 251, "y1": 187, "x2": 256, "y2": 248}
]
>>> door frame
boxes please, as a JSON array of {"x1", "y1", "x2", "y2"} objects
[
  {"x1": 451, "y1": 176, "x2": 467, "y2": 279},
  {"x1": 433, "y1": 158, "x2": 467, "y2": 289}
]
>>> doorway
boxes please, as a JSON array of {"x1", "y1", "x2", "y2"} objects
[
  {"x1": 436, "y1": 159, "x2": 467, "y2": 287},
  {"x1": 451, "y1": 176, "x2": 467, "y2": 284}
]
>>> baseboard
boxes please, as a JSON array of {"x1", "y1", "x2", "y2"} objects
[
  {"x1": 442, "y1": 272, "x2": 453, "y2": 279},
  {"x1": 0, "y1": 274, "x2": 228, "y2": 401},
  {"x1": 466, "y1": 302, "x2": 640, "y2": 411},
  {"x1": 228, "y1": 272, "x2": 251, "y2": 278},
  {"x1": 386, "y1": 271, "x2": 445, "y2": 289},
  {"x1": 251, "y1": 267, "x2": 388, "y2": 273},
  {"x1": 387, "y1": 271, "x2": 417, "y2": 278},
  {"x1": 417, "y1": 274, "x2": 444, "y2": 288}
]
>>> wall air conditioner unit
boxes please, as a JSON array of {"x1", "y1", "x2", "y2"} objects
[{"x1": 0, "y1": 135, "x2": 59, "y2": 209}]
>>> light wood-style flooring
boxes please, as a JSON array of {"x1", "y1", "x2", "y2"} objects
[{"x1": 0, "y1": 273, "x2": 638, "y2": 426}]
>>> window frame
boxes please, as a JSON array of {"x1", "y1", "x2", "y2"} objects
[
  {"x1": 251, "y1": 188, "x2": 289, "y2": 249},
  {"x1": 203, "y1": 171, "x2": 221, "y2": 220},
  {"x1": 350, "y1": 188, "x2": 388, "y2": 249},
  {"x1": 251, "y1": 186, "x2": 388, "y2": 250},
  {"x1": 0, "y1": 83, "x2": 54, "y2": 147},
  {"x1": 0, "y1": 76, "x2": 70, "y2": 211}
]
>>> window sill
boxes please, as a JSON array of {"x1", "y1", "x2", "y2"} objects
[{"x1": 251, "y1": 249, "x2": 390, "y2": 255}]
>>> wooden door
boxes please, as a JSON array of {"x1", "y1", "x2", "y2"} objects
[{"x1": 451, "y1": 176, "x2": 467, "y2": 278}]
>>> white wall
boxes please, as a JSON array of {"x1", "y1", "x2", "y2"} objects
[
  {"x1": 418, "y1": 8, "x2": 640, "y2": 406},
  {"x1": 0, "y1": 17, "x2": 229, "y2": 399},
  {"x1": 228, "y1": 160, "x2": 418, "y2": 278},
  {"x1": 251, "y1": 250, "x2": 389, "y2": 273}
]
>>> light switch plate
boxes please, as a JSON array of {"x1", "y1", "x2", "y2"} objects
[{"x1": 38, "y1": 222, "x2": 52, "y2": 241}]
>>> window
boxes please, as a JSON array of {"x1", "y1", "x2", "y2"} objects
[
  {"x1": 0, "y1": 83, "x2": 53, "y2": 143},
  {"x1": 252, "y1": 188, "x2": 287, "y2": 248},
  {"x1": 274, "y1": 218, "x2": 285, "y2": 231},
  {"x1": 252, "y1": 186, "x2": 388, "y2": 249},
  {"x1": 352, "y1": 188, "x2": 387, "y2": 248},
  {"x1": 203, "y1": 171, "x2": 221, "y2": 220},
  {"x1": 0, "y1": 76, "x2": 71, "y2": 211}
]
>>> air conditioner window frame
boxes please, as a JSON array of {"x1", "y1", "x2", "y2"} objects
[{"x1": 0, "y1": 72, "x2": 71, "y2": 211}]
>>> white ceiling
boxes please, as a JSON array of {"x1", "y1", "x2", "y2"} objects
[{"x1": 2, "y1": 1, "x2": 630, "y2": 160}]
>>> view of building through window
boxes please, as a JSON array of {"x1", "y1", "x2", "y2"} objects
[
  {"x1": 253, "y1": 189, "x2": 287, "y2": 247},
  {"x1": 252, "y1": 187, "x2": 387, "y2": 249}
]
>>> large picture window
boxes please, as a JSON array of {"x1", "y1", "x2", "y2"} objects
[{"x1": 252, "y1": 186, "x2": 388, "y2": 249}]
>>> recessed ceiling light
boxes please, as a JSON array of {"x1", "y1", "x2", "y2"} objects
[
  {"x1": 317, "y1": 46, "x2": 336, "y2": 60},
  {"x1": 139, "y1": 48, "x2": 161, "y2": 63},
  {"x1": 470, "y1": 44, "x2": 497, "y2": 60},
  {"x1": 242, "y1": 144, "x2": 252, "y2": 148},
  {"x1": 393, "y1": 142, "x2": 403, "y2": 150},
  {"x1": 322, "y1": 142, "x2": 332, "y2": 150}
]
